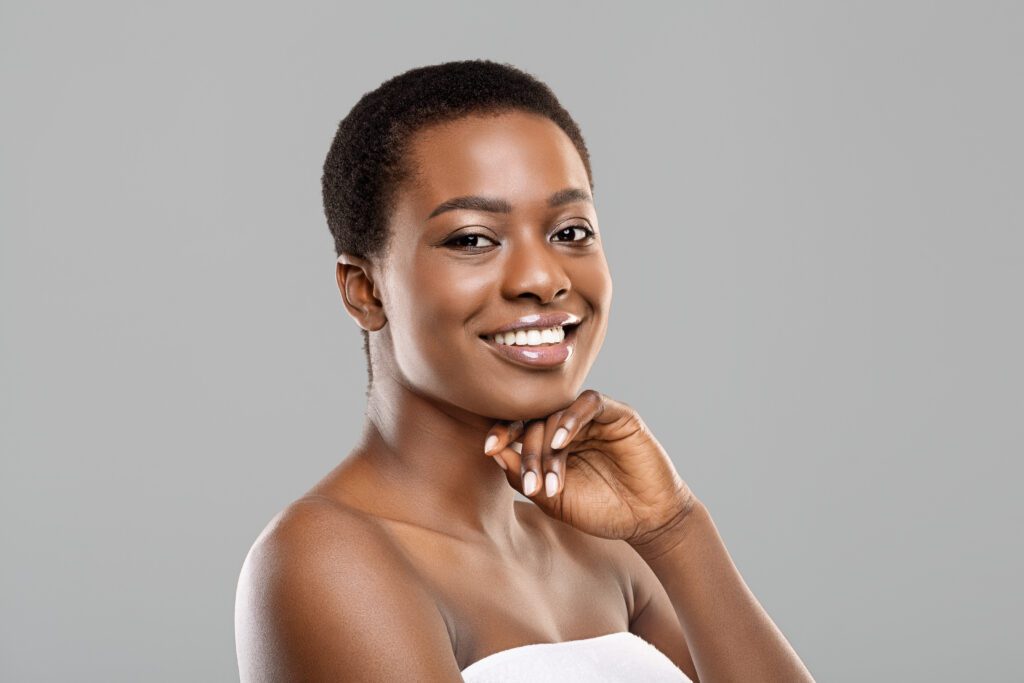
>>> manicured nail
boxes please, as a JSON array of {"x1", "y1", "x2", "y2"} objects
[
  {"x1": 545, "y1": 472, "x2": 559, "y2": 497},
  {"x1": 523, "y1": 471, "x2": 538, "y2": 496},
  {"x1": 484, "y1": 435, "x2": 498, "y2": 454},
  {"x1": 492, "y1": 454, "x2": 508, "y2": 470},
  {"x1": 551, "y1": 427, "x2": 569, "y2": 449}
]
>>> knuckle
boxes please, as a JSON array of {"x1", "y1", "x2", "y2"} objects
[
  {"x1": 624, "y1": 409, "x2": 650, "y2": 436},
  {"x1": 545, "y1": 454, "x2": 564, "y2": 472}
]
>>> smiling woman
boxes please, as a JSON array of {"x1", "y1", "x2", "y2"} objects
[
  {"x1": 340, "y1": 105, "x2": 613, "y2": 419},
  {"x1": 234, "y1": 59, "x2": 813, "y2": 683}
]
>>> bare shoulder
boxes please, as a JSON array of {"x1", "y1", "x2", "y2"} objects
[
  {"x1": 235, "y1": 496, "x2": 462, "y2": 682},
  {"x1": 244, "y1": 495, "x2": 403, "y2": 574},
  {"x1": 239, "y1": 495, "x2": 405, "y2": 595}
]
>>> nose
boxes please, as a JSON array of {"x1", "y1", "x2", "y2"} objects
[{"x1": 500, "y1": 231, "x2": 571, "y2": 305}]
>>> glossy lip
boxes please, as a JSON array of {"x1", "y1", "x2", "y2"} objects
[
  {"x1": 479, "y1": 322, "x2": 581, "y2": 369},
  {"x1": 481, "y1": 311, "x2": 582, "y2": 336}
]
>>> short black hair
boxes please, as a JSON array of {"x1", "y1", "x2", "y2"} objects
[{"x1": 322, "y1": 59, "x2": 594, "y2": 388}]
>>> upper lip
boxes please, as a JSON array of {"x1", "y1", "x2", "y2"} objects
[{"x1": 482, "y1": 312, "x2": 583, "y2": 336}]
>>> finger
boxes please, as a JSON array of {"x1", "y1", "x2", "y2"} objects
[
  {"x1": 548, "y1": 389, "x2": 638, "y2": 449},
  {"x1": 493, "y1": 439, "x2": 523, "y2": 484},
  {"x1": 484, "y1": 420, "x2": 526, "y2": 470},
  {"x1": 519, "y1": 421, "x2": 546, "y2": 497},
  {"x1": 489, "y1": 437, "x2": 522, "y2": 475},
  {"x1": 484, "y1": 420, "x2": 526, "y2": 457},
  {"x1": 547, "y1": 390, "x2": 603, "y2": 450},
  {"x1": 541, "y1": 411, "x2": 567, "y2": 498}
]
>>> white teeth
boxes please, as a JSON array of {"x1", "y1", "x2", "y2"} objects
[{"x1": 492, "y1": 325, "x2": 567, "y2": 346}]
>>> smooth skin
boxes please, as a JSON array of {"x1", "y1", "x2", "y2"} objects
[{"x1": 234, "y1": 110, "x2": 813, "y2": 682}]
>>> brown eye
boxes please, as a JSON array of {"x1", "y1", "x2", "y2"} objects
[
  {"x1": 552, "y1": 225, "x2": 595, "y2": 242},
  {"x1": 445, "y1": 233, "x2": 498, "y2": 250}
]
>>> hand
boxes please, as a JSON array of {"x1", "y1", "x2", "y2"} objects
[{"x1": 483, "y1": 389, "x2": 698, "y2": 551}]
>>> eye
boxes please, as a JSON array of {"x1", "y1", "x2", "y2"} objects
[
  {"x1": 552, "y1": 225, "x2": 596, "y2": 243},
  {"x1": 444, "y1": 233, "x2": 498, "y2": 250}
]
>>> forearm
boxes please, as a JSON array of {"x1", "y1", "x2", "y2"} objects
[{"x1": 631, "y1": 497, "x2": 815, "y2": 683}]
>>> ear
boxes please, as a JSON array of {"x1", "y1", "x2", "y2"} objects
[{"x1": 336, "y1": 253, "x2": 387, "y2": 332}]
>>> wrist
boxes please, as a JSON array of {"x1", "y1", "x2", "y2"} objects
[{"x1": 628, "y1": 492, "x2": 706, "y2": 562}]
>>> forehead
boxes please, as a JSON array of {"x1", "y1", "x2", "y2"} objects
[{"x1": 400, "y1": 110, "x2": 590, "y2": 217}]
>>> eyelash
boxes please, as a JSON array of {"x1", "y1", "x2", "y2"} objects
[{"x1": 444, "y1": 225, "x2": 595, "y2": 251}]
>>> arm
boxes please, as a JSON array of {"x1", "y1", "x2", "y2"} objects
[
  {"x1": 234, "y1": 497, "x2": 464, "y2": 682},
  {"x1": 629, "y1": 496, "x2": 815, "y2": 683}
]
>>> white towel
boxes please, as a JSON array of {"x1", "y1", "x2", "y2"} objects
[{"x1": 460, "y1": 631, "x2": 693, "y2": 682}]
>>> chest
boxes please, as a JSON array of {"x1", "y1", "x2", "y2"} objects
[
  {"x1": 385, "y1": 519, "x2": 632, "y2": 671},
  {"x1": 443, "y1": 566, "x2": 630, "y2": 670}
]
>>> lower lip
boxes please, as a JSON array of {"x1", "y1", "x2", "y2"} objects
[{"x1": 480, "y1": 326, "x2": 579, "y2": 368}]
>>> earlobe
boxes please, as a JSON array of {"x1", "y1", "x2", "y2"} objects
[{"x1": 335, "y1": 254, "x2": 387, "y2": 332}]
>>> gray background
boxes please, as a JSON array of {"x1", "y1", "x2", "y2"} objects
[{"x1": 2, "y1": 1, "x2": 1021, "y2": 681}]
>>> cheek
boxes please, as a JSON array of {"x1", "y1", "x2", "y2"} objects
[
  {"x1": 390, "y1": 264, "x2": 501, "y2": 404},
  {"x1": 571, "y1": 257, "x2": 613, "y2": 357},
  {"x1": 391, "y1": 262, "x2": 491, "y2": 370},
  {"x1": 408, "y1": 261, "x2": 491, "y2": 328},
  {"x1": 573, "y1": 255, "x2": 613, "y2": 312}
]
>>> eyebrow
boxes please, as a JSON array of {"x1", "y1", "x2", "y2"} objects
[{"x1": 426, "y1": 187, "x2": 593, "y2": 220}]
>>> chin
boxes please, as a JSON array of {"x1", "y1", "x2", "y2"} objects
[{"x1": 487, "y1": 384, "x2": 587, "y2": 422}]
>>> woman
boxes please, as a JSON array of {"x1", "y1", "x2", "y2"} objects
[{"x1": 235, "y1": 59, "x2": 814, "y2": 682}]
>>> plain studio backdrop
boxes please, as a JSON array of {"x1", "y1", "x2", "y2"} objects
[{"x1": 2, "y1": 2, "x2": 1021, "y2": 681}]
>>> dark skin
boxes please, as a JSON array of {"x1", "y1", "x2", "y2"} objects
[{"x1": 235, "y1": 111, "x2": 813, "y2": 682}]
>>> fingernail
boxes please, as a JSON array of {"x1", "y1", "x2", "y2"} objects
[
  {"x1": 523, "y1": 471, "x2": 538, "y2": 496},
  {"x1": 484, "y1": 435, "x2": 498, "y2": 454},
  {"x1": 492, "y1": 454, "x2": 508, "y2": 470},
  {"x1": 551, "y1": 427, "x2": 569, "y2": 449},
  {"x1": 545, "y1": 472, "x2": 559, "y2": 497}
]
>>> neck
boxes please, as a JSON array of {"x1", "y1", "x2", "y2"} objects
[{"x1": 320, "y1": 365, "x2": 524, "y2": 548}]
